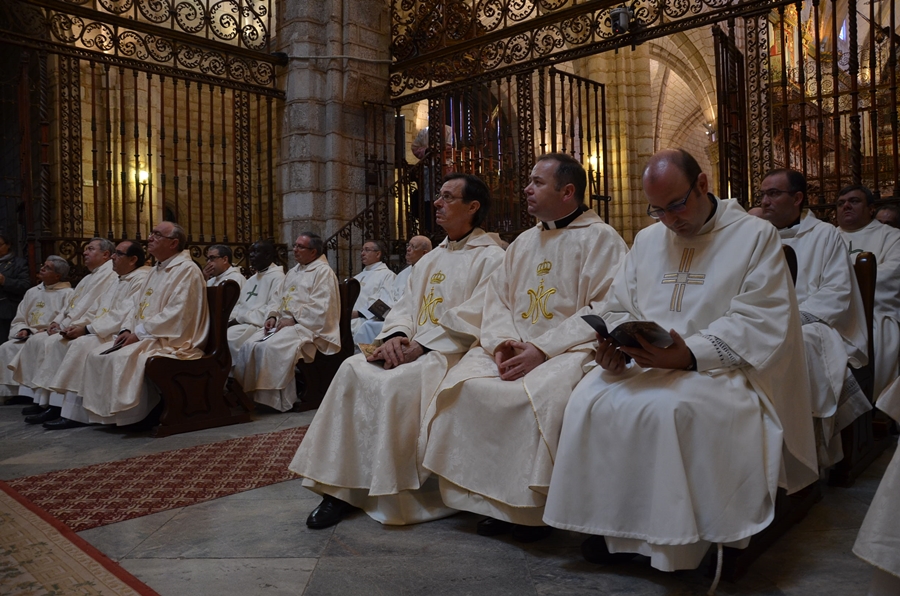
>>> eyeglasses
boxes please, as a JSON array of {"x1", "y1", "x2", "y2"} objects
[
  {"x1": 149, "y1": 230, "x2": 176, "y2": 239},
  {"x1": 293, "y1": 243, "x2": 313, "y2": 250},
  {"x1": 206, "y1": 254, "x2": 225, "y2": 260},
  {"x1": 113, "y1": 250, "x2": 128, "y2": 257},
  {"x1": 360, "y1": 248, "x2": 380, "y2": 253},
  {"x1": 434, "y1": 193, "x2": 463, "y2": 204},
  {"x1": 647, "y1": 176, "x2": 697, "y2": 220},
  {"x1": 755, "y1": 188, "x2": 795, "y2": 201}
]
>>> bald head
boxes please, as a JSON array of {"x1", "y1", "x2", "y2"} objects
[
  {"x1": 406, "y1": 235, "x2": 432, "y2": 266},
  {"x1": 642, "y1": 149, "x2": 712, "y2": 238}
]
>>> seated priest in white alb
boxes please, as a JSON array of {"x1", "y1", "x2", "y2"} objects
[
  {"x1": 232, "y1": 232, "x2": 340, "y2": 412},
  {"x1": 837, "y1": 184, "x2": 900, "y2": 399},
  {"x1": 203, "y1": 244, "x2": 245, "y2": 289},
  {"x1": 290, "y1": 174, "x2": 504, "y2": 529},
  {"x1": 422, "y1": 154, "x2": 628, "y2": 542},
  {"x1": 41, "y1": 241, "x2": 151, "y2": 429},
  {"x1": 0, "y1": 257, "x2": 72, "y2": 399},
  {"x1": 15, "y1": 238, "x2": 118, "y2": 425},
  {"x1": 80, "y1": 222, "x2": 209, "y2": 426},
  {"x1": 854, "y1": 375, "x2": 900, "y2": 596},
  {"x1": 350, "y1": 240, "x2": 396, "y2": 338},
  {"x1": 544, "y1": 149, "x2": 819, "y2": 576},
  {"x1": 226, "y1": 240, "x2": 285, "y2": 362},
  {"x1": 352, "y1": 235, "x2": 432, "y2": 346},
  {"x1": 756, "y1": 168, "x2": 869, "y2": 467}
]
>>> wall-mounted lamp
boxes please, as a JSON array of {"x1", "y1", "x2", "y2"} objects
[{"x1": 138, "y1": 170, "x2": 149, "y2": 213}]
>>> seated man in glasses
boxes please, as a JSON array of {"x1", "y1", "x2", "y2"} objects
[
  {"x1": 203, "y1": 244, "x2": 245, "y2": 289},
  {"x1": 350, "y1": 240, "x2": 396, "y2": 340},
  {"x1": 232, "y1": 232, "x2": 340, "y2": 412},
  {"x1": 545, "y1": 149, "x2": 818, "y2": 574},
  {"x1": 79, "y1": 222, "x2": 210, "y2": 427},
  {"x1": 836, "y1": 184, "x2": 900, "y2": 400},
  {"x1": 755, "y1": 168, "x2": 868, "y2": 467}
]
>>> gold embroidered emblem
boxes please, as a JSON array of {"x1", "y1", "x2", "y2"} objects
[
  {"x1": 68, "y1": 292, "x2": 80, "y2": 310},
  {"x1": 430, "y1": 271, "x2": 446, "y2": 284},
  {"x1": 29, "y1": 311, "x2": 42, "y2": 326},
  {"x1": 418, "y1": 287, "x2": 443, "y2": 326},
  {"x1": 279, "y1": 286, "x2": 296, "y2": 311},
  {"x1": 36, "y1": 301, "x2": 45, "y2": 308},
  {"x1": 662, "y1": 248, "x2": 706, "y2": 312},
  {"x1": 522, "y1": 259, "x2": 557, "y2": 323},
  {"x1": 138, "y1": 289, "x2": 153, "y2": 319},
  {"x1": 95, "y1": 307, "x2": 110, "y2": 319}
]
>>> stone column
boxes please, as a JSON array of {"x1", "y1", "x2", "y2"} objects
[{"x1": 276, "y1": 0, "x2": 390, "y2": 250}]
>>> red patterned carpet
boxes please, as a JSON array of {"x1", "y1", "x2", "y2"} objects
[{"x1": 6, "y1": 425, "x2": 307, "y2": 532}]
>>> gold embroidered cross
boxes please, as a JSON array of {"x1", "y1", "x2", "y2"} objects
[
  {"x1": 418, "y1": 287, "x2": 443, "y2": 326},
  {"x1": 279, "y1": 286, "x2": 296, "y2": 311},
  {"x1": 662, "y1": 248, "x2": 705, "y2": 312},
  {"x1": 138, "y1": 289, "x2": 153, "y2": 319}
]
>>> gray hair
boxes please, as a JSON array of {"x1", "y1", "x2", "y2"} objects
[
  {"x1": 46, "y1": 255, "x2": 70, "y2": 279},
  {"x1": 90, "y1": 238, "x2": 116, "y2": 254},
  {"x1": 300, "y1": 231, "x2": 325, "y2": 258},
  {"x1": 208, "y1": 244, "x2": 233, "y2": 264},
  {"x1": 168, "y1": 222, "x2": 187, "y2": 251}
]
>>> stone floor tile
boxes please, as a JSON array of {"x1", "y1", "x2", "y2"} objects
[
  {"x1": 120, "y1": 557, "x2": 316, "y2": 596},
  {"x1": 77, "y1": 508, "x2": 184, "y2": 561}
]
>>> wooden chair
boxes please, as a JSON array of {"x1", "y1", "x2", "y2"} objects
[
  {"x1": 145, "y1": 280, "x2": 254, "y2": 437},
  {"x1": 829, "y1": 251, "x2": 893, "y2": 486},
  {"x1": 712, "y1": 243, "x2": 819, "y2": 581},
  {"x1": 293, "y1": 277, "x2": 360, "y2": 412}
]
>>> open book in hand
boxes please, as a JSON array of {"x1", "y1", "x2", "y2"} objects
[
  {"x1": 581, "y1": 315, "x2": 674, "y2": 349},
  {"x1": 367, "y1": 299, "x2": 392, "y2": 322}
]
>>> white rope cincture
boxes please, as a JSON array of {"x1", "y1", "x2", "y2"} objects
[{"x1": 707, "y1": 542, "x2": 724, "y2": 596}]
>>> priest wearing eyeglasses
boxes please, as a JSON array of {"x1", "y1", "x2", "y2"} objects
[
  {"x1": 544, "y1": 149, "x2": 818, "y2": 574},
  {"x1": 232, "y1": 232, "x2": 340, "y2": 412}
]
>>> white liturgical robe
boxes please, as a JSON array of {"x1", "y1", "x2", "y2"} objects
[
  {"x1": 226, "y1": 263, "x2": 285, "y2": 362},
  {"x1": 853, "y1": 382, "x2": 900, "y2": 590},
  {"x1": 12, "y1": 259, "x2": 118, "y2": 404},
  {"x1": 289, "y1": 229, "x2": 504, "y2": 525},
  {"x1": 839, "y1": 220, "x2": 900, "y2": 399},
  {"x1": 350, "y1": 262, "x2": 396, "y2": 336},
  {"x1": 544, "y1": 198, "x2": 819, "y2": 572},
  {"x1": 352, "y1": 265, "x2": 413, "y2": 345},
  {"x1": 422, "y1": 208, "x2": 628, "y2": 526},
  {"x1": 46, "y1": 266, "x2": 150, "y2": 422},
  {"x1": 232, "y1": 255, "x2": 340, "y2": 412},
  {"x1": 780, "y1": 211, "x2": 870, "y2": 467},
  {"x1": 81, "y1": 251, "x2": 209, "y2": 424},
  {"x1": 0, "y1": 281, "x2": 72, "y2": 396},
  {"x1": 207, "y1": 265, "x2": 245, "y2": 289}
]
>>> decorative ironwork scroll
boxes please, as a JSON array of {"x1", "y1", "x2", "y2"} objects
[
  {"x1": 713, "y1": 26, "x2": 748, "y2": 207},
  {"x1": 391, "y1": 0, "x2": 795, "y2": 100},
  {"x1": 745, "y1": 11, "x2": 772, "y2": 198}
]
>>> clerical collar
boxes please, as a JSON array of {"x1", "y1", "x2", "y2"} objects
[
  {"x1": 447, "y1": 227, "x2": 475, "y2": 243},
  {"x1": 541, "y1": 204, "x2": 587, "y2": 230},
  {"x1": 363, "y1": 262, "x2": 383, "y2": 271},
  {"x1": 779, "y1": 213, "x2": 802, "y2": 230},
  {"x1": 156, "y1": 253, "x2": 178, "y2": 268}
]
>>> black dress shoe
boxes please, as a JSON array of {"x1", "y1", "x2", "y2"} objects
[
  {"x1": 43, "y1": 417, "x2": 87, "y2": 430},
  {"x1": 476, "y1": 517, "x2": 514, "y2": 537},
  {"x1": 512, "y1": 524, "x2": 553, "y2": 543},
  {"x1": 24, "y1": 406, "x2": 60, "y2": 425},
  {"x1": 306, "y1": 496, "x2": 355, "y2": 529},
  {"x1": 581, "y1": 535, "x2": 638, "y2": 564},
  {"x1": 21, "y1": 404, "x2": 44, "y2": 416}
]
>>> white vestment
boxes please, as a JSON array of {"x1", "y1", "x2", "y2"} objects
[
  {"x1": 0, "y1": 281, "x2": 73, "y2": 396},
  {"x1": 544, "y1": 199, "x2": 819, "y2": 572},
  {"x1": 207, "y1": 265, "x2": 245, "y2": 289},
  {"x1": 232, "y1": 255, "x2": 340, "y2": 412},
  {"x1": 290, "y1": 229, "x2": 504, "y2": 525},
  {"x1": 853, "y1": 381, "x2": 900, "y2": 587},
  {"x1": 81, "y1": 251, "x2": 209, "y2": 425},
  {"x1": 352, "y1": 265, "x2": 413, "y2": 345},
  {"x1": 422, "y1": 209, "x2": 628, "y2": 526},
  {"x1": 44, "y1": 266, "x2": 151, "y2": 422},
  {"x1": 227, "y1": 263, "x2": 286, "y2": 362},
  {"x1": 780, "y1": 211, "x2": 870, "y2": 467},
  {"x1": 839, "y1": 220, "x2": 900, "y2": 398},
  {"x1": 351, "y1": 262, "x2": 396, "y2": 336},
  {"x1": 12, "y1": 259, "x2": 118, "y2": 405}
]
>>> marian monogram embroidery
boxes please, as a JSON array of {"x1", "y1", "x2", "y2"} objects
[
  {"x1": 138, "y1": 289, "x2": 153, "y2": 319},
  {"x1": 522, "y1": 260, "x2": 556, "y2": 324},
  {"x1": 661, "y1": 248, "x2": 706, "y2": 312},
  {"x1": 29, "y1": 310, "x2": 43, "y2": 326},
  {"x1": 418, "y1": 286, "x2": 443, "y2": 326}
]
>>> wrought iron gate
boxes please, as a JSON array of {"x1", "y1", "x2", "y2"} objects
[
  {"x1": 714, "y1": 25, "x2": 749, "y2": 207},
  {"x1": 0, "y1": 0, "x2": 284, "y2": 279}
]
